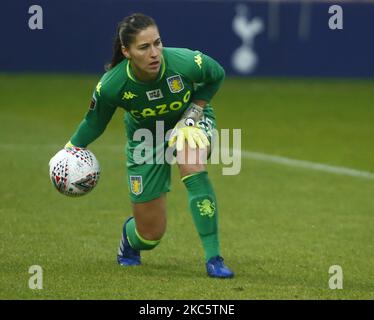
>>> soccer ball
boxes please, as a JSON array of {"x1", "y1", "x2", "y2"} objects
[{"x1": 49, "y1": 147, "x2": 100, "y2": 197}]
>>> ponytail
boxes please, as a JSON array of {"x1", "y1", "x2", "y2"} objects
[{"x1": 105, "y1": 34, "x2": 124, "y2": 71}]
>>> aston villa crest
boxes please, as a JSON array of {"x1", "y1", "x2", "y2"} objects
[
  {"x1": 130, "y1": 175, "x2": 143, "y2": 195},
  {"x1": 167, "y1": 75, "x2": 184, "y2": 93}
]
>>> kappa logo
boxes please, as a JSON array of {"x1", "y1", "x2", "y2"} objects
[
  {"x1": 146, "y1": 89, "x2": 163, "y2": 101},
  {"x1": 194, "y1": 54, "x2": 203, "y2": 69},
  {"x1": 130, "y1": 175, "x2": 143, "y2": 195},
  {"x1": 96, "y1": 82, "x2": 102, "y2": 96},
  {"x1": 167, "y1": 75, "x2": 184, "y2": 93},
  {"x1": 122, "y1": 91, "x2": 138, "y2": 100}
]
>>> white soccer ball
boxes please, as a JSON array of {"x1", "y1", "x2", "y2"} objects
[{"x1": 49, "y1": 147, "x2": 100, "y2": 197}]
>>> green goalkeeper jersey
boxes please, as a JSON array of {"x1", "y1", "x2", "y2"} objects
[{"x1": 70, "y1": 47, "x2": 225, "y2": 151}]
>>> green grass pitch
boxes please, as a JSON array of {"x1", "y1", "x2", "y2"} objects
[{"x1": 0, "y1": 74, "x2": 373, "y2": 299}]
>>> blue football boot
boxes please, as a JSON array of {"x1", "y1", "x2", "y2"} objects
[
  {"x1": 206, "y1": 256, "x2": 234, "y2": 278},
  {"x1": 117, "y1": 217, "x2": 141, "y2": 266}
]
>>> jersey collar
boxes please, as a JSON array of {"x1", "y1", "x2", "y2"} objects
[{"x1": 126, "y1": 55, "x2": 166, "y2": 84}]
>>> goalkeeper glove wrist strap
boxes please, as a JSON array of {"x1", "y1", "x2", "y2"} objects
[{"x1": 182, "y1": 103, "x2": 204, "y2": 126}]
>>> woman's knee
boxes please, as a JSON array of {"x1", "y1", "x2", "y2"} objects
[
  {"x1": 178, "y1": 163, "x2": 205, "y2": 179},
  {"x1": 136, "y1": 220, "x2": 166, "y2": 241},
  {"x1": 132, "y1": 195, "x2": 167, "y2": 241},
  {"x1": 177, "y1": 146, "x2": 208, "y2": 177}
]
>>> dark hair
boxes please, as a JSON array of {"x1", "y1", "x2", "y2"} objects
[{"x1": 105, "y1": 13, "x2": 157, "y2": 71}]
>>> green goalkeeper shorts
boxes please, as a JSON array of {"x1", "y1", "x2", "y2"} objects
[{"x1": 126, "y1": 105, "x2": 216, "y2": 203}]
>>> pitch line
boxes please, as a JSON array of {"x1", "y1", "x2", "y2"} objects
[{"x1": 237, "y1": 150, "x2": 374, "y2": 180}]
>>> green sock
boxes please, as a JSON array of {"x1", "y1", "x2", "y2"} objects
[
  {"x1": 125, "y1": 217, "x2": 160, "y2": 250},
  {"x1": 182, "y1": 171, "x2": 220, "y2": 261}
]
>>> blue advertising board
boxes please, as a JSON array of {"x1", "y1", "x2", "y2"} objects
[{"x1": 1, "y1": 0, "x2": 373, "y2": 77}]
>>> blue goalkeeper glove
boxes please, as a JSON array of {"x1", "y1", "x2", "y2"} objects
[{"x1": 168, "y1": 103, "x2": 210, "y2": 152}]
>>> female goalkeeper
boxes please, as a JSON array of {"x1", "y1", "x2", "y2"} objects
[{"x1": 65, "y1": 13, "x2": 234, "y2": 278}]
